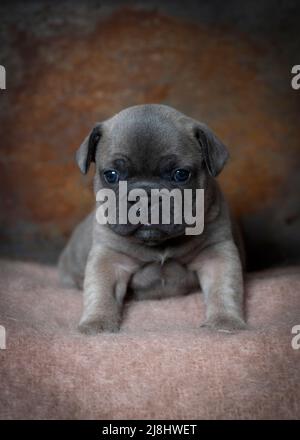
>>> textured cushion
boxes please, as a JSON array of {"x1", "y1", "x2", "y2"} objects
[{"x1": 0, "y1": 260, "x2": 299, "y2": 419}]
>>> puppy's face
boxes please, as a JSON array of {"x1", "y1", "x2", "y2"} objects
[{"x1": 76, "y1": 105, "x2": 228, "y2": 245}]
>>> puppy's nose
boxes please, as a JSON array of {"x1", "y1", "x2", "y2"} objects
[
  {"x1": 129, "y1": 181, "x2": 160, "y2": 203},
  {"x1": 130, "y1": 180, "x2": 162, "y2": 193},
  {"x1": 131, "y1": 195, "x2": 153, "y2": 210}
]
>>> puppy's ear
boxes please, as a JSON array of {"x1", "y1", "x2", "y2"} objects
[
  {"x1": 194, "y1": 123, "x2": 229, "y2": 177},
  {"x1": 76, "y1": 123, "x2": 102, "y2": 174}
]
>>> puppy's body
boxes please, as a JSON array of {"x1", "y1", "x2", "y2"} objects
[{"x1": 59, "y1": 104, "x2": 246, "y2": 333}]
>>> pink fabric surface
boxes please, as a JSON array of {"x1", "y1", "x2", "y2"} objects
[{"x1": 0, "y1": 259, "x2": 299, "y2": 419}]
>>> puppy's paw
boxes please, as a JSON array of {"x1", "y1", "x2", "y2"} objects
[
  {"x1": 201, "y1": 314, "x2": 247, "y2": 333},
  {"x1": 78, "y1": 315, "x2": 120, "y2": 335}
]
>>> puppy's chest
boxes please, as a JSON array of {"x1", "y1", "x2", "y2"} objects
[{"x1": 129, "y1": 259, "x2": 198, "y2": 295}]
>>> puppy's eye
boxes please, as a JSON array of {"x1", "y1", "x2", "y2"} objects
[
  {"x1": 103, "y1": 169, "x2": 120, "y2": 184},
  {"x1": 173, "y1": 168, "x2": 191, "y2": 183}
]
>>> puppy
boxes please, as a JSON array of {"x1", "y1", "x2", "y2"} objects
[{"x1": 58, "y1": 104, "x2": 246, "y2": 334}]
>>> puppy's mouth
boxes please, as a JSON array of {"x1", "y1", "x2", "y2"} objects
[
  {"x1": 133, "y1": 224, "x2": 168, "y2": 244},
  {"x1": 107, "y1": 203, "x2": 187, "y2": 244}
]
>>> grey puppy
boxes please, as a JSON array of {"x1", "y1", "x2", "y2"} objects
[{"x1": 58, "y1": 104, "x2": 246, "y2": 334}]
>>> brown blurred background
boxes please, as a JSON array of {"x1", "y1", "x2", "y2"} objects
[{"x1": 0, "y1": 0, "x2": 299, "y2": 269}]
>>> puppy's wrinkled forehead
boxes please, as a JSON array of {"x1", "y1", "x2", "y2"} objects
[
  {"x1": 77, "y1": 104, "x2": 229, "y2": 178},
  {"x1": 100, "y1": 106, "x2": 196, "y2": 171}
]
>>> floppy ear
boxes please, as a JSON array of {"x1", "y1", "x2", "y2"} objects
[
  {"x1": 194, "y1": 123, "x2": 229, "y2": 177},
  {"x1": 76, "y1": 123, "x2": 102, "y2": 174}
]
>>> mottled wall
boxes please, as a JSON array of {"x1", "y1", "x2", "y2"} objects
[{"x1": 0, "y1": 0, "x2": 299, "y2": 268}]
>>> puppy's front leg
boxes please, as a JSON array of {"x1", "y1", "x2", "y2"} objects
[
  {"x1": 190, "y1": 240, "x2": 246, "y2": 332},
  {"x1": 78, "y1": 247, "x2": 135, "y2": 334}
]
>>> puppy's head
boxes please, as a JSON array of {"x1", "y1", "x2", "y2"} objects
[{"x1": 76, "y1": 104, "x2": 229, "y2": 245}]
